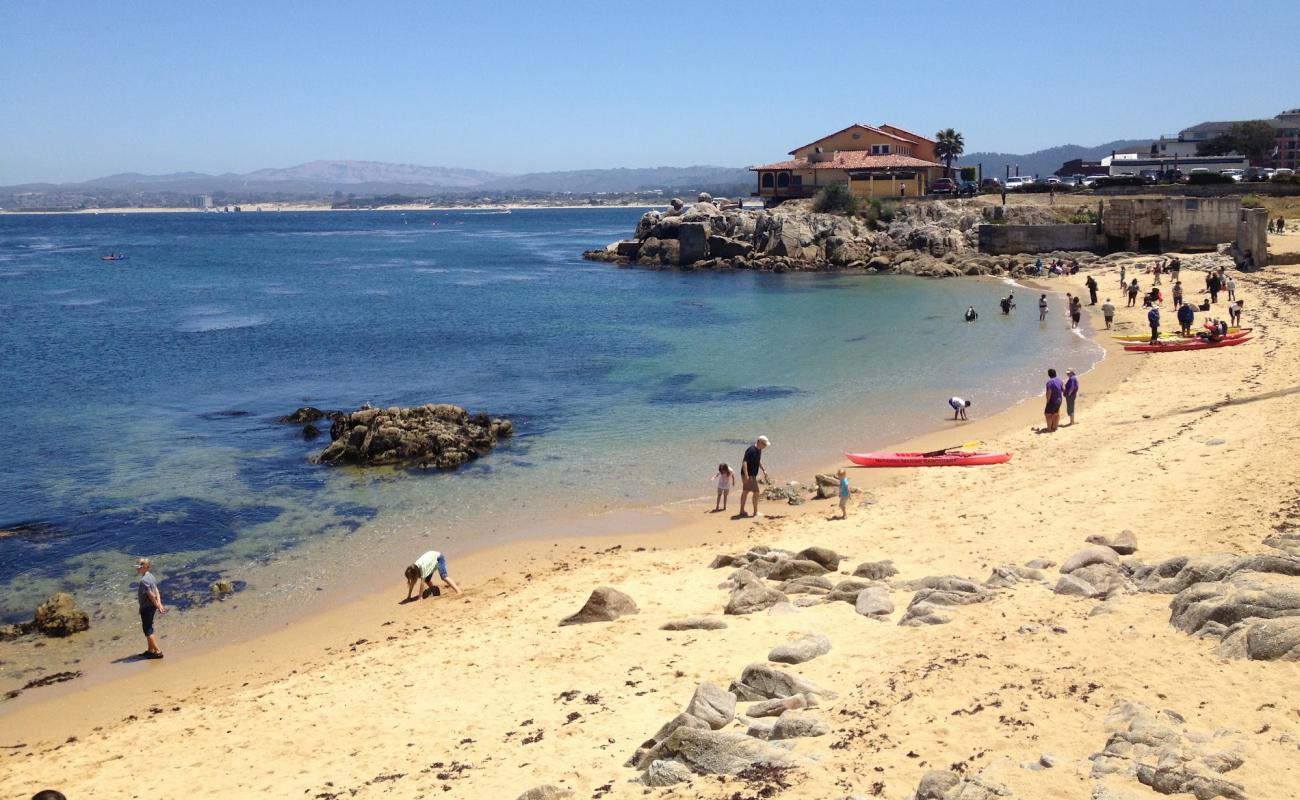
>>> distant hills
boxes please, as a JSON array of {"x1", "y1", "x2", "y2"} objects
[
  {"x1": 958, "y1": 139, "x2": 1149, "y2": 179},
  {"x1": 0, "y1": 160, "x2": 753, "y2": 203}
]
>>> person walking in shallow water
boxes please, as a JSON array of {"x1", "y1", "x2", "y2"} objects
[
  {"x1": 738, "y1": 435, "x2": 769, "y2": 518},
  {"x1": 1038, "y1": 294, "x2": 1048, "y2": 321},
  {"x1": 134, "y1": 558, "x2": 166, "y2": 659}
]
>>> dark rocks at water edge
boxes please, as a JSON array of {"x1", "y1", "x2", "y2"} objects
[
  {"x1": 583, "y1": 195, "x2": 1095, "y2": 277},
  {"x1": 299, "y1": 403, "x2": 513, "y2": 469},
  {"x1": 0, "y1": 593, "x2": 90, "y2": 640}
]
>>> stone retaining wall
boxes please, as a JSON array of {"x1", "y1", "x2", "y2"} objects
[{"x1": 978, "y1": 224, "x2": 1100, "y2": 255}]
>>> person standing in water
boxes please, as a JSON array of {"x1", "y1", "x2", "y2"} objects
[{"x1": 1038, "y1": 294, "x2": 1049, "y2": 321}]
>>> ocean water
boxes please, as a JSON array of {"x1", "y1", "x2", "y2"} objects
[{"x1": 0, "y1": 208, "x2": 1099, "y2": 684}]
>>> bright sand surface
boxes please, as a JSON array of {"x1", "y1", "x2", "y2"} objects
[{"x1": 4, "y1": 264, "x2": 1300, "y2": 799}]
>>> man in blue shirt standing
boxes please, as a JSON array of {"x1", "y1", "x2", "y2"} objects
[
  {"x1": 738, "y1": 436, "x2": 770, "y2": 518},
  {"x1": 1148, "y1": 305, "x2": 1161, "y2": 344}
]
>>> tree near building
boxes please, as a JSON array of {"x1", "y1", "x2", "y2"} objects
[
  {"x1": 934, "y1": 128, "x2": 965, "y2": 172},
  {"x1": 1197, "y1": 120, "x2": 1276, "y2": 159}
]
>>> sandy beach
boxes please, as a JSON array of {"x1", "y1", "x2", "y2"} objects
[{"x1": 4, "y1": 261, "x2": 1300, "y2": 799}]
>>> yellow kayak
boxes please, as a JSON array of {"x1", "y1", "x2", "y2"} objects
[{"x1": 1112, "y1": 327, "x2": 1242, "y2": 342}]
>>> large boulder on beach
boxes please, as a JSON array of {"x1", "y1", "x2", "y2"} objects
[
  {"x1": 31, "y1": 593, "x2": 89, "y2": 637},
  {"x1": 685, "y1": 683, "x2": 736, "y2": 729},
  {"x1": 1214, "y1": 616, "x2": 1300, "y2": 661},
  {"x1": 639, "y1": 727, "x2": 801, "y2": 776},
  {"x1": 311, "y1": 403, "x2": 511, "y2": 470},
  {"x1": 677, "y1": 223, "x2": 708, "y2": 265},
  {"x1": 766, "y1": 559, "x2": 829, "y2": 581},
  {"x1": 515, "y1": 785, "x2": 574, "y2": 800},
  {"x1": 730, "y1": 663, "x2": 833, "y2": 701},
  {"x1": 1060, "y1": 546, "x2": 1121, "y2": 574},
  {"x1": 558, "y1": 587, "x2": 638, "y2": 626},
  {"x1": 1168, "y1": 572, "x2": 1300, "y2": 634},
  {"x1": 768, "y1": 632, "x2": 831, "y2": 665},
  {"x1": 725, "y1": 572, "x2": 787, "y2": 615},
  {"x1": 853, "y1": 560, "x2": 899, "y2": 581}
]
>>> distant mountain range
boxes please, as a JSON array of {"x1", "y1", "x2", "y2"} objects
[
  {"x1": 1, "y1": 160, "x2": 753, "y2": 200},
  {"x1": 958, "y1": 139, "x2": 1150, "y2": 179}
]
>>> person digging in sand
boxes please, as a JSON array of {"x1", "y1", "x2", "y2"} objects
[
  {"x1": 948, "y1": 396, "x2": 971, "y2": 420},
  {"x1": 404, "y1": 550, "x2": 462, "y2": 601}
]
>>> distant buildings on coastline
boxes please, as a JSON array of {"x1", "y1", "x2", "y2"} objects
[
  {"x1": 750, "y1": 123, "x2": 950, "y2": 203},
  {"x1": 1058, "y1": 108, "x2": 1300, "y2": 177}
]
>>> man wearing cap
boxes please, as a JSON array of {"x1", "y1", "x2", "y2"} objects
[
  {"x1": 404, "y1": 550, "x2": 462, "y2": 602},
  {"x1": 134, "y1": 558, "x2": 166, "y2": 659},
  {"x1": 1064, "y1": 369, "x2": 1080, "y2": 426},
  {"x1": 738, "y1": 436, "x2": 770, "y2": 518}
]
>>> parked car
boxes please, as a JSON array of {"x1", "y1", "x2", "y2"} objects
[
  {"x1": 1082, "y1": 175, "x2": 1107, "y2": 187},
  {"x1": 1273, "y1": 168, "x2": 1295, "y2": 178},
  {"x1": 958, "y1": 180, "x2": 979, "y2": 196},
  {"x1": 1060, "y1": 176, "x2": 1081, "y2": 187},
  {"x1": 928, "y1": 178, "x2": 959, "y2": 195},
  {"x1": 1220, "y1": 169, "x2": 1245, "y2": 182},
  {"x1": 1159, "y1": 169, "x2": 1185, "y2": 182},
  {"x1": 1004, "y1": 176, "x2": 1032, "y2": 190},
  {"x1": 1139, "y1": 169, "x2": 1160, "y2": 184},
  {"x1": 979, "y1": 177, "x2": 1002, "y2": 190},
  {"x1": 1044, "y1": 176, "x2": 1061, "y2": 184}
]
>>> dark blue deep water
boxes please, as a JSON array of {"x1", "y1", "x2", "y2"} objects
[{"x1": 0, "y1": 208, "x2": 1098, "y2": 654}]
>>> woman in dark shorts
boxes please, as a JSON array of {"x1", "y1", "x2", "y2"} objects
[{"x1": 1043, "y1": 368, "x2": 1064, "y2": 433}]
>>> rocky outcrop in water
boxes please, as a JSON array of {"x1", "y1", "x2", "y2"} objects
[
  {"x1": 0, "y1": 593, "x2": 90, "y2": 640},
  {"x1": 584, "y1": 196, "x2": 1080, "y2": 277},
  {"x1": 309, "y1": 403, "x2": 512, "y2": 469}
]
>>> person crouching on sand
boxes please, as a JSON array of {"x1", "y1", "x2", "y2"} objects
[
  {"x1": 404, "y1": 550, "x2": 462, "y2": 601},
  {"x1": 949, "y1": 396, "x2": 970, "y2": 420},
  {"x1": 712, "y1": 462, "x2": 734, "y2": 512},
  {"x1": 837, "y1": 468, "x2": 850, "y2": 519}
]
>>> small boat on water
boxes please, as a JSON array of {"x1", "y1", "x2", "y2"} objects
[
  {"x1": 1112, "y1": 327, "x2": 1244, "y2": 342},
  {"x1": 1124, "y1": 336, "x2": 1252, "y2": 353},
  {"x1": 100, "y1": 253, "x2": 128, "y2": 262},
  {"x1": 846, "y1": 450, "x2": 1013, "y2": 468}
]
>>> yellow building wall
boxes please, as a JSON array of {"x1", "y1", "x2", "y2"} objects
[
  {"x1": 848, "y1": 175, "x2": 926, "y2": 199},
  {"x1": 792, "y1": 127, "x2": 908, "y2": 159}
]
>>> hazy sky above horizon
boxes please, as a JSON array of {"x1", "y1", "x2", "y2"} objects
[{"x1": 3, "y1": 0, "x2": 1297, "y2": 184}]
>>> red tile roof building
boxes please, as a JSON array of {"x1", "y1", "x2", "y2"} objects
[{"x1": 751, "y1": 123, "x2": 949, "y2": 203}]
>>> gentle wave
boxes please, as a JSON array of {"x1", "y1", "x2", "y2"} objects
[{"x1": 177, "y1": 314, "x2": 271, "y2": 332}]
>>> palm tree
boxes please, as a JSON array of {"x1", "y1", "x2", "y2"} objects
[{"x1": 934, "y1": 128, "x2": 965, "y2": 176}]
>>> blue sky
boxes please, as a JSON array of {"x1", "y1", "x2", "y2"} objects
[{"x1": 2, "y1": 0, "x2": 1296, "y2": 184}]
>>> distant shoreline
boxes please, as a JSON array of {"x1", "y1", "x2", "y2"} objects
[{"x1": 0, "y1": 202, "x2": 689, "y2": 216}]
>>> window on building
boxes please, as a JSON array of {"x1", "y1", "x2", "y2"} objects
[
  {"x1": 851, "y1": 132, "x2": 861, "y2": 139},
  {"x1": 792, "y1": 175, "x2": 802, "y2": 186},
  {"x1": 760, "y1": 173, "x2": 774, "y2": 188},
  {"x1": 1185, "y1": 199, "x2": 1199, "y2": 211},
  {"x1": 777, "y1": 173, "x2": 790, "y2": 188},
  {"x1": 870, "y1": 144, "x2": 891, "y2": 155}
]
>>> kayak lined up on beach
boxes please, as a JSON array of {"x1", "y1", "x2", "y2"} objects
[
  {"x1": 845, "y1": 450, "x2": 1013, "y2": 468},
  {"x1": 1124, "y1": 336, "x2": 1252, "y2": 353}
]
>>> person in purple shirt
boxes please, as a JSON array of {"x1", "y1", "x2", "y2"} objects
[
  {"x1": 1063, "y1": 369, "x2": 1080, "y2": 425},
  {"x1": 1043, "y1": 368, "x2": 1065, "y2": 433}
]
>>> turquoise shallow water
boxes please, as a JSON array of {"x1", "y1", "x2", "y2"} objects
[{"x1": 0, "y1": 208, "x2": 1099, "y2": 683}]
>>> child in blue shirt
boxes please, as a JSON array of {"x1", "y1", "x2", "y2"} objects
[{"x1": 837, "y1": 468, "x2": 850, "y2": 519}]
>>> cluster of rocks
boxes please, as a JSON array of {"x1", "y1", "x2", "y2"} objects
[
  {"x1": 911, "y1": 769, "x2": 1014, "y2": 799},
  {"x1": 1045, "y1": 529, "x2": 1300, "y2": 661},
  {"x1": 584, "y1": 195, "x2": 1102, "y2": 277},
  {"x1": 1090, "y1": 700, "x2": 1247, "y2": 799},
  {"x1": 0, "y1": 593, "x2": 90, "y2": 640},
  {"x1": 625, "y1": 662, "x2": 835, "y2": 786},
  {"x1": 287, "y1": 403, "x2": 513, "y2": 469}
]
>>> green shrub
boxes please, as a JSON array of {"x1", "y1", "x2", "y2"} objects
[
  {"x1": 1272, "y1": 173, "x2": 1300, "y2": 185},
  {"x1": 812, "y1": 182, "x2": 859, "y2": 215},
  {"x1": 1241, "y1": 194, "x2": 1264, "y2": 208},
  {"x1": 1060, "y1": 206, "x2": 1100, "y2": 224},
  {"x1": 1188, "y1": 172, "x2": 1235, "y2": 185},
  {"x1": 879, "y1": 201, "x2": 899, "y2": 224}
]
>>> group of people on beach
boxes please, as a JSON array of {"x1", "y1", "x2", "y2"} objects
[
  {"x1": 712, "y1": 435, "x2": 774, "y2": 517},
  {"x1": 1041, "y1": 367, "x2": 1080, "y2": 433}
]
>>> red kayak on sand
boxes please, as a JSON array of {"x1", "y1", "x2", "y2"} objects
[
  {"x1": 1124, "y1": 336, "x2": 1252, "y2": 353},
  {"x1": 846, "y1": 451, "x2": 1013, "y2": 468}
]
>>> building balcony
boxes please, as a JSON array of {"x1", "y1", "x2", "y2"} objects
[{"x1": 753, "y1": 184, "x2": 816, "y2": 199}]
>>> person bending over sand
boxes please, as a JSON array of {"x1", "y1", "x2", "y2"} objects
[{"x1": 404, "y1": 550, "x2": 462, "y2": 601}]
